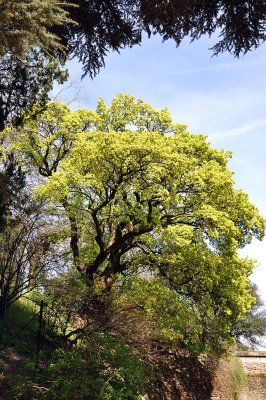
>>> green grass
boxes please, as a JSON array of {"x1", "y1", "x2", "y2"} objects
[
  {"x1": 230, "y1": 357, "x2": 247, "y2": 399},
  {"x1": 0, "y1": 298, "x2": 51, "y2": 400},
  {"x1": 2, "y1": 298, "x2": 39, "y2": 356}
]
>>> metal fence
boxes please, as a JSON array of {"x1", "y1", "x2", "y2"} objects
[{"x1": 0, "y1": 295, "x2": 45, "y2": 370}]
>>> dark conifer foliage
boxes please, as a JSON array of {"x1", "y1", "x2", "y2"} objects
[
  {"x1": 58, "y1": 0, "x2": 266, "y2": 76},
  {"x1": 0, "y1": 51, "x2": 68, "y2": 131},
  {"x1": 0, "y1": 153, "x2": 25, "y2": 232},
  {"x1": 1, "y1": 1, "x2": 266, "y2": 77},
  {"x1": 0, "y1": 51, "x2": 67, "y2": 233}
]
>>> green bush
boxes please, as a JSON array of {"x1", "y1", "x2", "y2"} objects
[{"x1": 45, "y1": 334, "x2": 147, "y2": 400}]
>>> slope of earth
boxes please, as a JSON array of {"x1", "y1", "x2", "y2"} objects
[{"x1": 0, "y1": 343, "x2": 245, "y2": 400}]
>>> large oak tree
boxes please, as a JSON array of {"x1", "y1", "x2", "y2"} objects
[{"x1": 11, "y1": 94, "x2": 265, "y2": 348}]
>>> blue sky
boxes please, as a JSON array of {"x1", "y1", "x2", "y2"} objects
[{"x1": 53, "y1": 33, "x2": 266, "y2": 303}]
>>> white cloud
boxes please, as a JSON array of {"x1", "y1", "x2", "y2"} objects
[
  {"x1": 170, "y1": 55, "x2": 266, "y2": 75},
  {"x1": 210, "y1": 118, "x2": 266, "y2": 141}
]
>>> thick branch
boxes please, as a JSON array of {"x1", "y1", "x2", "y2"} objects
[{"x1": 62, "y1": 199, "x2": 84, "y2": 272}]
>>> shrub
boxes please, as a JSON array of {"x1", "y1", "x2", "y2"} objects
[{"x1": 45, "y1": 333, "x2": 147, "y2": 400}]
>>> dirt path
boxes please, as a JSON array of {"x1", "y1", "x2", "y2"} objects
[
  {"x1": 244, "y1": 375, "x2": 266, "y2": 400},
  {"x1": 238, "y1": 355, "x2": 266, "y2": 400},
  {"x1": 0, "y1": 348, "x2": 26, "y2": 399}
]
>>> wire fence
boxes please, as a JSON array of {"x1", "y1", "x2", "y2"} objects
[
  {"x1": 0, "y1": 295, "x2": 45, "y2": 370},
  {"x1": 0, "y1": 290, "x2": 84, "y2": 371}
]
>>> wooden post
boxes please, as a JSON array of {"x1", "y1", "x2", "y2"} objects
[
  {"x1": 35, "y1": 300, "x2": 44, "y2": 370},
  {"x1": 0, "y1": 291, "x2": 8, "y2": 348}
]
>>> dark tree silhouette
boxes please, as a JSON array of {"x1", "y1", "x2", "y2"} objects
[
  {"x1": 0, "y1": 51, "x2": 68, "y2": 131},
  {"x1": 58, "y1": 0, "x2": 266, "y2": 76},
  {"x1": 2, "y1": 1, "x2": 266, "y2": 78}
]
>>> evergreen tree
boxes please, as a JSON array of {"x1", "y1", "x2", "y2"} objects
[
  {"x1": 0, "y1": 0, "x2": 72, "y2": 58},
  {"x1": 0, "y1": 153, "x2": 25, "y2": 231},
  {"x1": 1, "y1": 1, "x2": 266, "y2": 77},
  {"x1": 0, "y1": 50, "x2": 68, "y2": 131},
  {"x1": 58, "y1": 0, "x2": 266, "y2": 76},
  {"x1": 0, "y1": 49, "x2": 68, "y2": 233}
]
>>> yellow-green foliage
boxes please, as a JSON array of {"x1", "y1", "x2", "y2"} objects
[{"x1": 9, "y1": 94, "x2": 266, "y2": 350}]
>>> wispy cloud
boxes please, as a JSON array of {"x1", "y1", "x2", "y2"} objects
[
  {"x1": 170, "y1": 56, "x2": 266, "y2": 75},
  {"x1": 210, "y1": 118, "x2": 266, "y2": 141}
]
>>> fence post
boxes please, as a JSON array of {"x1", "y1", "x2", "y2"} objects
[
  {"x1": 35, "y1": 300, "x2": 44, "y2": 370},
  {"x1": 0, "y1": 291, "x2": 8, "y2": 349}
]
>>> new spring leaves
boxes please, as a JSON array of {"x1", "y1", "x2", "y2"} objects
[{"x1": 10, "y1": 94, "x2": 265, "y2": 343}]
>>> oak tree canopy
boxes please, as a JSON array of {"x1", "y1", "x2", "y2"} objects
[{"x1": 10, "y1": 94, "x2": 265, "y2": 347}]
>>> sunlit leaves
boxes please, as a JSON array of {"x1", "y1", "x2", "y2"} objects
[{"x1": 10, "y1": 94, "x2": 266, "y2": 350}]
